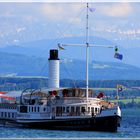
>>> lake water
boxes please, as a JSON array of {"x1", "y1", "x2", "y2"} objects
[{"x1": 0, "y1": 109, "x2": 140, "y2": 138}]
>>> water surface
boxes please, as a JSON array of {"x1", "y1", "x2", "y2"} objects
[{"x1": 0, "y1": 109, "x2": 140, "y2": 138}]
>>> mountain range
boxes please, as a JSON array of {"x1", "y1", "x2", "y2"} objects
[
  {"x1": 0, "y1": 36, "x2": 140, "y2": 68},
  {"x1": 0, "y1": 51, "x2": 140, "y2": 80},
  {"x1": 0, "y1": 36, "x2": 139, "y2": 80}
]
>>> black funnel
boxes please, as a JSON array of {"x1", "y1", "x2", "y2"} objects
[{"x1": 48, "y1": 49, "x2": 59, "y2": 60}]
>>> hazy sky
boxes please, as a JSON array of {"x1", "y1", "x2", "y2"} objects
[
  {"x1": 0, "y1": 2, "x2": 139, "y2": 47},
  {"x1": 0, "y1": 1, "x2": 139, "y2": 69}
]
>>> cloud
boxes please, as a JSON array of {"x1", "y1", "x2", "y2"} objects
[
  {"x1": 16, "y1": 27, "x2": 26, "y2": 33},
  {"x1": 13, "y1": 39, "x2": 19, "y2": 43},
  {"x1": 100, "y1": 3, "x2": 133, "y2": 17},
  {"x1": 41, "y1": 4, "x2": 83, "y2": 25},
  {"x1": 116, "y1": 29, "x2": 140, "y2": 36},
  {"x1": 93, "y1": 64, "x2": 111, "y2": 69},
  {"x1": 0, "y1": 2, "x2": 138, "y2": 47}
]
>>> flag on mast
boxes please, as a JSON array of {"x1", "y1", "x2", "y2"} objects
[
  {"x1": 89, "y1": 7, "x2": 96, "y2": 12},
  {"x1": 58, "y1": 46, "x2": 65, "y2": 50},
  {"x1": 114, "y1": 46, "x2": 123, "y2": 60},
  {"x1": 58, "y1": 43, "x2": 65, "y2": 50},
  {"x1": 117, "y1": 85, "x2": 124, "y2": 92},
  {"x1": 114, "y1": 53, "x2": 123, "y2": 60}
]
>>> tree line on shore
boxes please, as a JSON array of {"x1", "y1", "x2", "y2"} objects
[{"x1": 0, "y1": 77, "x2": 140, "y2": 108}]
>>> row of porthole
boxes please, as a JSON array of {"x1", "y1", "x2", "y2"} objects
[
  {"x1": 0, "y1": 112, "x2": 15, "y2": 118},
  {"x1": 27, "y1": 106, "x2": 48, "y2": 113},
  {"x1": 0, "y1": 107, "x2": 16, "y2": 109},
  {"x1": 0, "y1": 105, "x2": 16, "y2": 109},
  {"x1": 28, "y1": 106, "x2": 40, "y2": 113},
  {"x1": 55, "y1": 106, "x2": 99, "y2": 114}
]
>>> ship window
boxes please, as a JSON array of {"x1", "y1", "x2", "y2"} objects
[
  {"x1": 88, "y1": 107, "x2": 90, "y2": 113},
  {"x1": 12, "y1": 113, "x2": 14, "y2": 118},
  {"x1": 56, "y1": 107, "x2": 59, "y2": 116},
  {"x1": 76, "y1": 107, "x2": 80, "y2": 116},
  {"x1": 8, "y1": 113, "x2": 10, "y2": 118},
  {"x1": 38, "y1": 107, "x2": 40, "y2": 112},
  {"x1": 43, "y1": 108, "x2": 46, "y2": 112},
  {"x1": 32, "y1": 107, "x2": 33, "y2": 112},
  {"x1": 91, "y1": 107, "x2": 94, "y2": 113},
  {"x1": 81, "y1": 107, "x2": 86, "y2": 114},
  {"x1": 28, "y1": 107, "x2": 30, "y2": 112},
  {"x1": 60, "y1": 107, "x2": 62, "y2": 116},
  {"x1": 1, "y1": 112, "x2": 3, "y2": 117},
  {"x1": 5, "y1": 112, "x2": 7, "y2": 118},
  {"x1": 95, "y1": 108, "x2": 97, "y2": 112},
  {"x1": 34, "y1": 107, "x2": 36, "y2": 112},
  {"x1": 20, "y1": 106, "x2": 28, "y2": 113},
  {"x1": 62, "y1": 107, "x2": 65, "y2": 113},
  {"x1": 66, "y1": 107, "x2": 69, "y2": 113},
  {"x1": 71, "y1": 107, "x2": 74, "y2": 113}
]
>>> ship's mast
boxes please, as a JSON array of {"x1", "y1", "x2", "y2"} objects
[
  {"x1": 58, "y1": 3, "x2": 114, "y2": 106},
  {"x1": 59, "y1": 3, "x2": 90, "y2": 102},
  {"x1": 86, "y1": 3, "x2": 89, "y2": 102}
]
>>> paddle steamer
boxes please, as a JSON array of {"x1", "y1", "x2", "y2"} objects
[{"x1": 0, "y1": 3, "x2": 121, "y2": 132}]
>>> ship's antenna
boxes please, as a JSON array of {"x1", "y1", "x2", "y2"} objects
[
  {"x1": 86, "y1": 3, "x2": 89, "y2": 44},
  {"x1": 86, "y1": 3, "x2": 89, "y2": 102}
]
